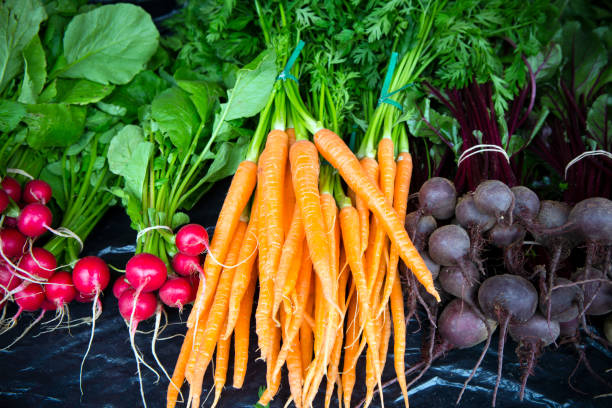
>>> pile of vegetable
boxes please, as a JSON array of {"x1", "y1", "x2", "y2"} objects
[{"x1": 1, "y1": 0, "x2": 611, "y2": 407}]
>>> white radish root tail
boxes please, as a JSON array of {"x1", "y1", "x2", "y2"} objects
[{"x1": 79, "y1": 292, "x2": 101, "y2": 395}]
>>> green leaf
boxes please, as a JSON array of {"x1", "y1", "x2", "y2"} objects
[
  {"x1": 556, "y1": 22, "x2": 608, "y2": 96},
  {"x1": 85, "y1": 108, "x2": 120, "y2": 132},
  {"x1": 107, "y1": 124, "x2": 153, "y2": 199},
  {"x1": 109, "y1": 186, "x2": 143, "y2": 230},
  {"x1": 171, "y1": 212, "x2": 190, "y2": 230},
  {"x1": 59, "y1": 4, "x2": 159, "y2": 85},
  {"x1": 55, "y1": 78, "x2": 114, "y2": 105},
  {"x1": 18, "y1": 34, "x2": 47, "y2": 104},
  {"x1": 96, "y1": 101, "x2": 127, "y2": 117},
  {"x1": 527, "y1": 43, "x2": 562, "y2": 82},
  {"x1": 201, "y1": 132, "x2": 249, "y2": 184},
  {"x1": 176, "y1": 80, "x2": 219, "y2": 123},
  {"x1": 0, "y1": 0, "x2": 47, "y2": 94},
  {"x1": 220, "y1": 49, "x2": 277, "y2": 122},
  {"x1": 586, "y1": 94, "x2": 611, "y2": 148},
  {"x1": 105, "y1": 70, "x2": 168, "y2": 117},
  {"x1": 24, "y1": 103, "x2": 86, "y2": 149},
  {"x1": 151, "y1": 87, "x2": 200, "y2": 151},
  {"x1": 0, "y1": 99, "x2": 26, "y2": 132},
  {"x1": 39, "y1": 161, "x2": 66, "y2": 210}
]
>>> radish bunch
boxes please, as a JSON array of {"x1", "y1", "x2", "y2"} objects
[
  {"x1": 111, "y1": 223, "x2": 205, "y2": 408},
  {"x1": 394, "y1": 177, "x2": 612, "y2": 406}
]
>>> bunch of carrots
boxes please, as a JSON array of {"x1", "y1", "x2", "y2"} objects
[{"x1": 166, "y1": 37, "x2": 440, "y2": 408}]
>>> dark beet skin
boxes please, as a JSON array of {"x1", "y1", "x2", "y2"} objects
[
  {"x1": 420, "y1": 251, "x2": 440, "y2": 280},
  {"x1": 428, "y1": 225, "x2": 470, "y2": 267},
  {"x1": 536, "y1": 200, "x2": 570, "y2": 229},
  {"x1": 439, "y1": 299, "x2": 496, "y2": 349},
  {"x1": 488, "y1": 223, "x2": 525, "y2": 248},
  {"x1": 455, "y1": 194, "x2": 496, "y2": 231},
  {"x1": 559, "y1": 317, "x2": 580, "y2": 338},
  {"x1": 573, "y1": 267, "x2": 612, "y2": 316},
  {"x1": 511, "y1": 186, "x2": 540, "y2": 221},
  {"x1": 568, "y1": 197, "x2": 612, "y2": 243},
  {"x1": 418, "y1": 177, "x2": 457, "y2": 220},
  {"x1": 478, "y1": 274, "x2": 538, "y2": 323},
  {"x1": 473, "y1": 180, "x2": 515, "y2": 221},
  {"x1": 539, "y1": 277, "x2": 581, "y2": 323},
  {"x1": 478, "y1": 274, "x2": 538, "y2": 406},
  {"x1": 406, "y1": 211, "x2": 437, "y2": 247},
  {"x1": 604, "y1": 315, "x2": 612, "y2": 343},
  {"x1": 439, "y1": 262, "x2": 480, "y2": 301},
  {"x1": 509, "y1": 313, "x2": 560, "y2": 347}
]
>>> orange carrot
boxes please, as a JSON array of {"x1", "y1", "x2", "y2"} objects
[
  {"x1": 342, "y1": 290, "x2": 359, "y2": 408},
  {"x1": 224, "y1": 193, "x2": 260, "y2": 339},
  {"x1": 378, "y1": 151, "x2": 412, "y2": 316},
  {"x1": 391, "y1": 268, "x2": 409, "y2": 408},
  {"x1": 281, "y1": 307, "x2": 304, "y2": 408},
  {"x1": 167, "y1": 326, "x2": 192, "y2": 408},
  {"x1": 357, "y1": 157, "x2": 379, "y2": 254},
  {"x1": 273, "y1": 204, "x2": 304, "y2": 318},
  {"x1": 188, "y1": 160, "x2": 257, "y2": 329},
  {"x1": 258, "y1": 325, "x2": 282, "y2": 405},
  {"x1": 257, "y1": 129, "x2": 289, "y2": 362},
  {"x1": 189, "y1": 220, "x2": 247, "y2": 407},
  {"x1": 289, "y1": 140, "x2": 336, "y2": 309},
  {"x1": 338, "y1": 204, "x2": 380, "y2": 374},
  {"x1": 233, "y1": 265, "x2": 257, "y2": 389},
  {"x1": 272, "y1": 247, "x2": 312, "y2": 377},
  {"x1": 314, "y1": 129, "x2": 440, "y2": 301},
  {"x1": 211, "y1": 318, "x2": 231, "y2": 408},
  {"x1": 300, "y1": 276, "x2": 315, "y2": 375}
]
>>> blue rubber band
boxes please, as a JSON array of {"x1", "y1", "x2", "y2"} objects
[
  {"x1": 277, "y1": 40, "x2": 305, "y2": 84},
  {"x1": 376, "y1": 52, "x2": 414, "y2": 111}
]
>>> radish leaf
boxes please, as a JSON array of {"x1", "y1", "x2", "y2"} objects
[{"x1": 58, "y1": 4, "x2": 159, "y2": 85}]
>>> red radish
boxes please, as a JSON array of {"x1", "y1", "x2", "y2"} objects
[
  {"x1": 73, "y1": 256, "x2": 110, "y2": 395},
  {"x1": 22, "y1": 179, "x2": 52, "y2": 204},
  {"x1": 4, "y1": 216, "x2": 18, "y2": 228},
  {"x1": 0, "y1": 228, "x2": 27, "y2": 258},
  {"x1": 45, "y1": 271, "x2": 77, "y2": 307},
  {"x1": 75, "y1": 292, "x2": 95, "y2": 303},
  {"x1": 0, "y1": 189, "x2": 9, "y2": 213},
  {"x1": 159, "y1": 277, "x2": 194, "y2": 310},
  {"x1": 118, "y1": 289, "x2": 158, "y2": 325},
  {"x1": 72, "y1": 256, "x2": 110, "y2": 295},
  {"x1": 41, "y1": 299, "x2": 58, "y2": 311},
  {"x1": 0, "y1": 263, "x2": 21, "y2": 292},
  {"x1": 17, "y1": 203, "x2": 53, "y2": 237},
  {"x1": 112, "y1": 277, "x2": 131, "y2": 299},
  {"x1": 1, "y1": 176, "x2": 21, "y2": 203},
  {"x1": 18, "y1": 247, "x2": 57, "y2": 280},
  {"x1": 175, "y1": 224, "x2": 209, "y2": 256},
  {"x1": 125, "y1": 253, "x2": 167, "y2": 292},
  {"x1": 14, "y1": 283, "x2": 45, "y2": 313},
  {"x1": 171, "y1": 252, "x2": 202, "y2": 276},
  {"x1": 118, "y1": 288, "x2": 160, "y2": 407}
]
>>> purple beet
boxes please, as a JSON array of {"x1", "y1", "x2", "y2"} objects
[
  {"x1": 439, "y1": 299, "x2": 496, "y2": 349},
  {"x1": 509, "y1": 313, "x2": 560, "y2": 400},
  {"x1": 439, "y1": 262, "x2": 480, "y2": 301},
  {"x1": 573, "y1": 267, "x2": 612, "y2": 316},
  {"x1": 568, "y1": 197, "x2": 612, "y2": 244},
  {"x1": 488, "y1": 223, "x2": 525, "y2": 248},
  {"x1": 559, "y1": 317, "x2": 580, "y2": 338},
  {"x1": 478, "y1": 274, "x2": 538, "y2": 406},
  {"x1": 456, "y1": 194, "x2": 496, "y2": 232},
  {"x1": 406, "y1": 211, "x2": 437, "y2": 251},
  {"x1": 440, "y1": 299, "x2": 497, "y2": 404},
  {"x1": 428, "y1": 225, "x2": 470, "y2": 267},
  {"x1": 511, "y1": 186, "x2": 540, "y2": 222},
  {"x1": 418, "y1": 177, "x2": 457, "y2": 220},
  {"x1": 473, "y1": 180, "x2": 515, "y2": 224},
  {"x1": 539, "y1": 277, "x2": 581, "y2": 323}
]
